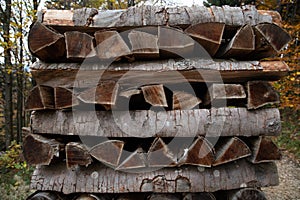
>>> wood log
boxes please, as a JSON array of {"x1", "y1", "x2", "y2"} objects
[
  {"x1": 25, "y1": 85, "x2": 54, "y2": 111},
  {"x1": 213, "y1": 137, "x2": 251, "y2": 166},
  {"x1": 55, "y1": 87, "x2": 79, "y2": 109},
  {"x1": 204, "y1": 84, "x2": 246, "y2": 105},
  {"x1": 182, "y1": 193, "x2": 216, "y2": 200},
  {"x1": 30, "y1": 159, "x2": 279, "y2": 194},
  {"x1": 78, "y1": 81, "x2": 119, "y2": 106},
  {"x1": 119, "y1": 88, "x2": 141, "y2": 98},
  {"x1": 74, "y1": 194, "x2": 109, "y2": 200},
  {"x1": 31, "y1": 108, "x2": 281, "y2": 137},
  {"x1": 216, "y1": 24, "x2": 254, "y2": 59},
  {"x1": 30, "y1": 60, "x2": 289, "y2": 88},
  {"x1": 23, "y1": 134, "x2": 63, "y2": 166},
  {"x1": 228, "y1": 188, "x2": 267, "y2": 200},
  {"x1": 28, "y1": 22, "x2": 65, "y2": 62},
  {"x1": 116, "y1": 148, "x2": 146, "y2": 171},
  {"x1": 115, "y1": 194, "x2": 147, "y2": 200},
  {"x1": 185, "y1": 23, "x2": 225, "y2": 56},
  {"x1": 27, "y1": 191, "x2": 66, "y2": 200},
  {"x1": 128, "y1": 29, "x2": 159, "y2": 59},
  {"x1": 39, "y1": 6, "x2": 274, "y2": 28},
  {"x1": 64, "y1": 31, "x2": 96, "y2": 60},
  {"x1": 178, "y1": 136, "x2": 214, "y2": 167},
  {"x1": 141, "y1": 84, "x2": 168, "y2": 107},
  {"x1": 247, "y1": 81, "x2": 279, "y2": 110},
  {"x1": 251, "y1": 23, "x2": 291, "y2": 59},
  {"x1": 158, "y1": 26, "x2": 194, "y2": 57},
  {"x1": 147, "y1": 137, "x2": 177, "y2": 168},
  {"x1": 66, "y1": 142, "x2": 92, "y2": 169},
  {"x1": 147, "y1": 194, "x2": 181, "y2": 200},
  {"x1": 89, "y1": 140, "x2": 124, "y2": 168},
  {"x1": 94, "y1": 31, "x2": 131, "y2": 60},
  {"x1": 172, "y1": 90, "x2": 202, "y2": 110},
  {"x1": 247, "y1": 137, "x2": 281, "y2": 163}
]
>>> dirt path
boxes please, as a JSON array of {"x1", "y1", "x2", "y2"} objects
[{"x1": 263, "y1": 151, "x2": 300, "y2": 200}]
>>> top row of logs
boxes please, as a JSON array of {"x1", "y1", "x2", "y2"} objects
[{"x1": 30, "y1": 8, "x2": 291, "y2": 62}]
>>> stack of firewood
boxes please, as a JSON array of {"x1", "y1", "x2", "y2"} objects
[{"x1": 24, "y1": 5, "x2": 291, "y2": 200}]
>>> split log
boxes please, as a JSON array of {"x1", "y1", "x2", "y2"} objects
[
  {"x1": 28, "y1": 22, "x2": 65, "y2": 62},
  {"x1": 213, "y1": 137, "x2": 251, "y2": 166},
  {"x1": 74, "y1": 194, "x2": 109, "y2": 200},
  {"x1": 27, "y1": 191, "x2": 66, "y2": 200},
  {"x1": 178, "y1": 136, "x2": 214, "y2": 167},
  {"x1": 25, "y1": 85, "x2": 54, "y2": 111},
  {"x1": 185, "y1": 23, "x2": 225, "y2": 56},
  {"x1": 23, "y1": 134, "x2": 63, "y2": 166},
  {"x1": 216, "y1": 24, "x2": 254, "y2": 59},
  {"x1": 128, "y1": 29, "x2": 159, "y2": 59},
  {"x1": 30, "y1": 159, "x2": 279, "y2": 194},
  {"x1": 247, "y1": 137, "x2": 281, "y2": 163},
  {"x1": 228, "y1": 188, "x2": 267, "y2": 200},
  {"x1": 172, "y1": 90, "x2": 202, "y2": 110},
  {"x1": 55, "y1": 87, "x2": 79, "y2": 109},
  {"x1": 116, "y1": 148, "x2": 146, "y2": 171},
  {"x1": 66, "y1": 142, "x2": 92, "y2": 169},
  {"x1": 247, "y1": 81, "x2": 279, "y2": 110},
  {"x1": 147, "y1": 137, "x2": 177, "y2": 168},
  {"x1": 94, "y1": 31, "x2": 131, "y2": 60},
  {"x1": 30, "y1": 60, "x2": 289, "y2": 88},
  {"x1": 141, "y1": 84, "x2": 168, "y2": 107},
  {"x1": 39, "y1": 6, "x2": 274, "y2": 28},
  {"x1": 89, "y1": 140, "x2": 124, "y2": 168},
  {"x1": 78, "y1": 81, "x2": 119, "y2": 107},
  {"x1": 251, "y1": 23, "x2": 291, "y2": 59},
  {"x1": 158, "y1": 26, "x2": 194, "y2": 57},
  {"x1": 182, "y1": 193, "x2": 216, "y2": 200},
  {"x1": 119, "y1": 88, "x2": 141, "y2": 98},
  {"x1": 64, "y1": 31, "x2": 96, "y2": 60},
  {"x1": 31, "y1": 108, "x2": 281, "y2": 137},
  {"x1": 204, "y1": 84, "x2": 246, "y2": 105},
  {"x1": 147, "y1": 194, "x2": 181, "y2": 200}
]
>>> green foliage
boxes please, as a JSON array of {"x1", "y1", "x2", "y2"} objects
[
  {"x1": 0, "y1": 141, "x2": 34, "y2": 200},
  {"x1": 274, "y1": 109, "x2": 300, "y2": 160}
]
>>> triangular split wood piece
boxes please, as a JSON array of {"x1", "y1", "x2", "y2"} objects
[
  {"x1": 141, "y1": 84, "x2": 168, "y2": 107},
  {"x1": 252, "y1": 22, "x2": 291, "y2": 59},
  {"x1": 23, "y1": 134, "x2": 63, "y2": 166},
  {"x1": 159, "y1": 26, "x2": 194, "y2": 57},
  {"x1": 247, "y1": 81, "x2": 279, "y2": 109},
  {"x1": 185, "y1": 22, "x2": 225, "y2": 56},
  {"x1": 148, "y1": 137, "x2": 177, "y2": 168},
  {"x1": 66, "y1": 142, "x2": 92, "y2": 169},
  {"x1": 25, "y1": 85, "x2": 54, "y2": 111},
  {"x1": 65, "y1": 31, "x2": 96, "y2": 60},
  {"x1": 248, "y1": 137, "x2": 281, "y2": 163},
  {"x1": 78, "y1": 81, "x2": 119, "y2": 106},
  {"x1": 55, "y1": 87, "x2": 79, "y2": 109},
  {"x1": 216, "y1": 24, "x2": 254, "y2": 59},
  {"x1": 128, "y1": 29, "x2": 159, "y2": 59},
  {"x1": 172, "y1": 90, "x2": 202, "y2": 110},
  {"x1": 178, "y1": 136, "x2": 214, "y2": 167},
  {"x1": 117, "y1": 148, "x2": 147, "y2": 171},
  {"x1": 28, "y1": 22, "x2": 65, "y2": 62},
  {"x1": 94, "y1": 30, "x2": 131, "y2": 60},
  {"x1": 213, "y1": 137, "x2": 251, "y2": 166},
  {"x1": 89, "y1": 140, "x2": 124, "y2": 168}
]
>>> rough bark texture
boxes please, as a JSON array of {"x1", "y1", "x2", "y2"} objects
[
  {"x1": 29, "y1": 60, "x2": 289, "y2": 88},
  {"x1": 31, "y1": 108, "x2": 281, "y2": 137},
  {"x1": 39, "y1": 6, "x2": 274, "y2": 28},
  {"x1": 30, "y1": 159, "x2": 279, "y2": 194}
]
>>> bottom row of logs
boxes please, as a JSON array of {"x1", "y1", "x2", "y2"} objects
[
  {"x1": 23, "y1": 134, "x2": 281, "y2": 170},
  {"x1": 27, "y1": 189, "x2": 268, "y2": 200}
]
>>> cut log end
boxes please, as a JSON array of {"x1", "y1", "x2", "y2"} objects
[
  {"x1": 141, "y1": 84, "x2": 168, "y2": 107},
  {"x1": 25, "y1": 85, "x2": 55, "y2": 111},
  {"x1": 66, "y1": 142, "x2": 92, "y2": 169},
  {"x1": 228, "y1": 188, "x2": 267, "y2": 200}
]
